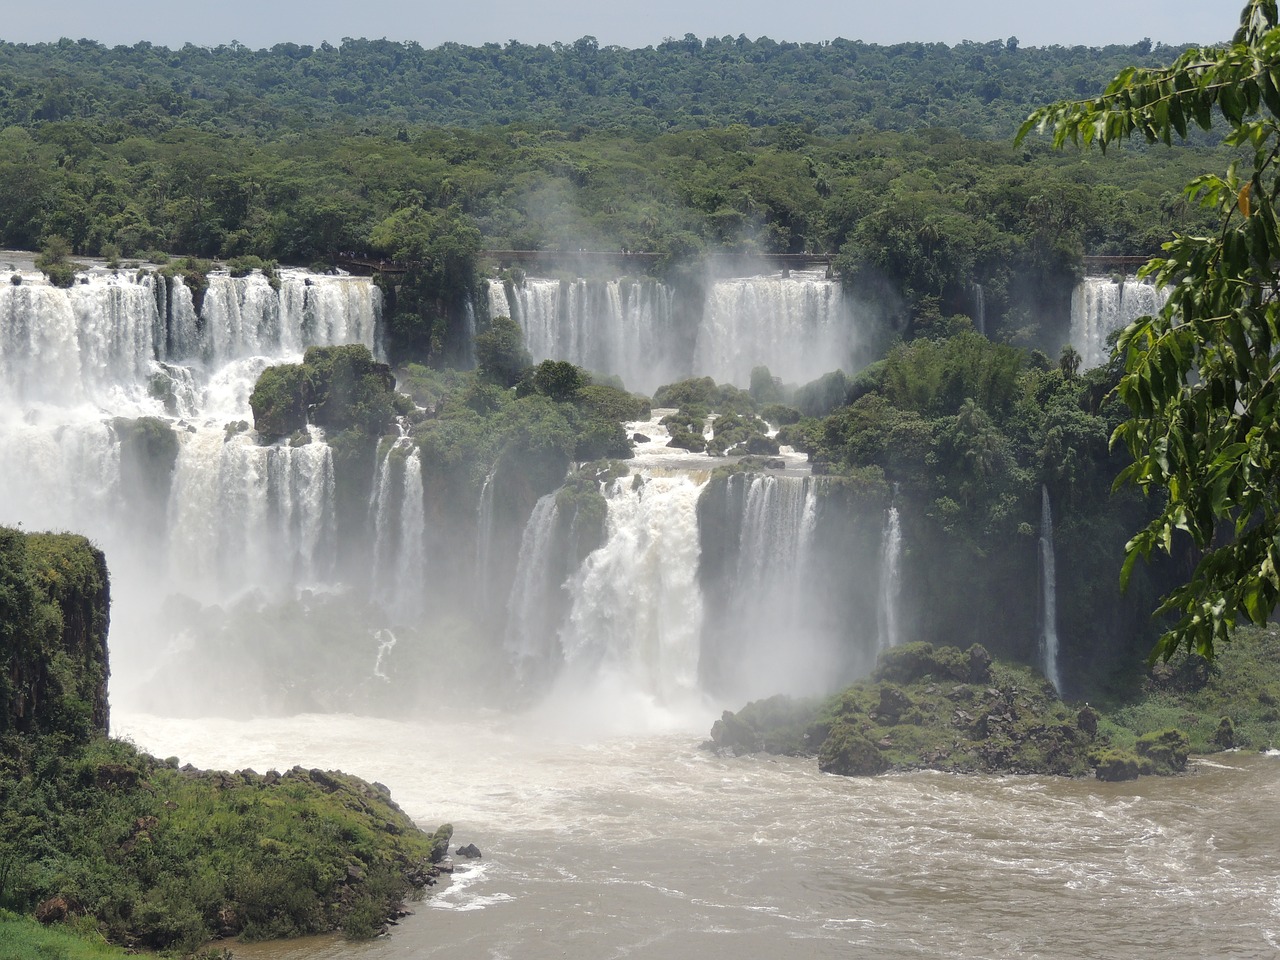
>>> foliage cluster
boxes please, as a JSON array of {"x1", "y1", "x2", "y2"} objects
[
  {"x1": 1020, "y1": 0, "x2": 1280, "y2": 660},
  {"x1": 0, "y1": 35, "x2": 1204, "y2": 138},
  {"x1": 0, "y1": 530, "x2": 109, "y2": 742},
  {"x1": 249, "y1": 344, "x2": 404, "y2": 441},
  {"x1": 0, "y1": 733, "x2": 439, "y2": 952},
  {"x1": 710, "y1": 637, "x2": 1273, "y2": 778},
  {"x1": 0, "y1": 117, "x2": 1221, "y2": 362}
]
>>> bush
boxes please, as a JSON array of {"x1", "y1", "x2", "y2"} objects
[
  {"x1": 1092, "y1": 749, "x2": 1140, "y2": 781},
  {"x1": 1135, "y1": 728, "x2": 1189, "y2": 775}
]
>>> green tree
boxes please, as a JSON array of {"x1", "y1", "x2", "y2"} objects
[
  {"x1": 475, "y1": 316, "x2": 533, "y2": 388},
  {"x1": 1019, "y1": 0, "x2": 1280, "y2": 659}
]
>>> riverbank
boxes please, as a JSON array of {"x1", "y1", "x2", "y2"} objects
[{"x1": 708, "y1": 628, "x2": 1280, "y2": 780}]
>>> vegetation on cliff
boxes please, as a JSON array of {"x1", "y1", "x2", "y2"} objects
[
  {"x1": 1019, "y1": 0, "x2": 1280, "y2": 661},
  {"x1": 0, "y1": 528, "x2": 448, "y2": 952}
]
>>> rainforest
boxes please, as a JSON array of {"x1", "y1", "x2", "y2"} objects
[{"x1": 3, "y1": 9, "x2": 1280, "y2": 959}]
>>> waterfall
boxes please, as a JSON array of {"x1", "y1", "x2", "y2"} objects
[
  {"x1": 699, "y1": 472, "x2": 856, "y2": 700},
  {"x1": 877, "y1": 505, "x2": 902, "y2": 651},
  {"x1": 695, "y1": 270, "x2": 856, "y2": 387},
  {"x1": 971, "y1": 282, "x2": 986, "y2": 337},
  {"x1": 165, "y1": 428, "x2": 336, "y2": 598},
  {"x1": 558, "y1": 472, "x2": 706, "y2": 700},
  {"x1": 490, "y1": 277, "x2": 681, "y2": 393},
  {"x1": 475, "y1": 467, "x2": 498, "y2": 590},
  {"x1": 372, "y1": 628, "x2": 398, "y2": 681},
  {"x1": 1069, "y1": 276, "x2": 1169, "y2": 370},
  {"x1": 0, "y1": 265, "x2": 384, "y2": 689},
  {"x1": 1039, "y1": 485, "x2": 1063, "y2": 693},
  {"x1": 504, "y1": 494, "x2": 565, "y2": 678},
  {"x1": 370, "y1": 443, "x2": 426, "y2": 618}
]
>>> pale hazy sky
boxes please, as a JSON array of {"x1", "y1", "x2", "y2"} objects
[{"x1": 2, "y1": 0, "x2": 1238, "y2": 51}]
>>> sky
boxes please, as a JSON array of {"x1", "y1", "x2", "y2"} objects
[{"x1": 2, "y1": 0, "x2": 1238, "y2": 51}]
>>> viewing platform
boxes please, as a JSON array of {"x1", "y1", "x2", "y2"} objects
[{"x1": 336, "y1": 250, "x2": 837, "y2": 276}]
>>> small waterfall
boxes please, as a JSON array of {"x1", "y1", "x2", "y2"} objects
[
  {"x1": 1039, "y1": 485, "x2": 1062, "y2": 693},
  {"x1": 372, "y1": 628, "x2": 398, "y2": 681},
  {"x1": 504, "y1": 493, "x2": 564, "y2": 677},
  {"x1": 971, "y1": 282, "x2": 986, "y2": 337},
  {"x1": 701, "y1": 473, "x2": 847, "y2": 700},
  {"x1": 165, "y1": 428, "x2": 336, "y2": 598},
  {"x1": 370, "y1": 442, "x2": 426, "y2": 617},
  {"x1": 475, "y1": 466, "x2": 498, "y2": 589},
  {"x1": 1069, "y1": 276, "x2": 1169, "y2": 370},
  {"x1": 558, "y1": 472, "x2": 706, "y2": 700},
  {"x1": 733, "y1": 474, "x2": 817, "y2": 606},
  {"x1": 695, "y1": 271, "x2": 856, "y2": 387},
  {"x1": 877, "y1": 505, "x2": 902, "y2": 651}
]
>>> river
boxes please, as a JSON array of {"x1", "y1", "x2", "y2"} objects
[{"x1": 115, "y1": 709, "x2": 1280, "y2": 959}]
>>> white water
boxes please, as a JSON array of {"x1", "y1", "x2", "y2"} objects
[
  {"x1": 491, "y1": 270, "x2": 859, "y2": 392},
  {"x1": 490, "y1": 277, "x2": 681, "y2": 393},
  {"x1": 558, "y1": 472, "x2": 708, "y2": 706},
  {"x1": 1069, "y1": 276, "x2": 1169, "y2": 370},
  {"x1": 0, "y1": 265, "x2": 383, "y2": 695},
  {"x1": 474, "y1": 467, "x2": 498, "y2": 593},
  {"x1": 695, "y1": 270, "x2": 857, "y2": 387},
  {"x1": 1040, "y1": 485, "x2": 1062, "y2": 693},
  {"x1": 504, "y1": 493, "x2": 564, "y2": 676},
  {"x1": 878, "y1": 505, "x2": 902, "y2": 651},
  {"x1": 115, "y1": 711, "x2": 1280, "y2": 960},
  {"x1": 371, "y1": 443, "x2": 426, "y2": 619}
]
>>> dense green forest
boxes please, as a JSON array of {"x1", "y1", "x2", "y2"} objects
[
  {"x1": 0, "y1": 122, "x2": 1222, "y2": 361},
  {"x1": 0, "y1": 27, "x2": 1233, "y2": 367},
  {"x1": 0, "y1": 528, "x2": 449, "y2": 952},
  {"x1": 0, "y1": 36, "x2": 1206, "y2": 138}
]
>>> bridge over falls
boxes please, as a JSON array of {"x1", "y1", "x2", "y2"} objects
[
  {"x1": 336, "y1": 251, "x2": 1150, "y2": 278},
  {"x1": 336, "y1": 249, "x2": 836, "y2": 276}
]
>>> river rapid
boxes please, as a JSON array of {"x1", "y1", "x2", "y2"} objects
[{"x1": 115, "y1": 708, "x2": 1280, "y2": 960}]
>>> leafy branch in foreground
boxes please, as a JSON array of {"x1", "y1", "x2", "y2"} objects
[{"x1": 1018, "y1": 0, "x2": 1280, "y2": 660}]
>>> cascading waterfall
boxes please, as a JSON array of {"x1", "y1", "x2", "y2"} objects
[
  {"x1": 971, "y1": 282, "x2": 986, "y2": 337},
  {"x1": 1069, "y1": 276, "x2": 1169, "y2": 370},
  {"x1": 695, "y1": 270, "x2": 856, "y2": 387},
  {"x1": 1039, "y1": 485, "x2": 1063, "y2": 693},
  {"x1": 877, "y1": 505, "x2": 902, "y2": 651},
  {"x1": 558, "y1": 472, "x2": 706, "y2": 701},
  {"x1": 722, "y1": 473, "x2": 827, "y2": 697},
  {"x1": 0, "y1": 265, "x2": 384, "y2": 690},
  {"x1": 490, "y1": 277, "x2": 680, "y2": 393}
]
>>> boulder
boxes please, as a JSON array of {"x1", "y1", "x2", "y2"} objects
[
  {"x1": 455, "y1": 843, "x2": 482, "y2": 859},
  {"x1": 1076, "y1": 705, "x2": 1099, "y2": 739},
  {"x1": 819, "y1": 721, "x2": 889, "y2": 776},
  {"x1": 1094, "y1": 750, "x2": 1140, "y2": 782},
  {"x1": 35, "y1": 897, "x2": 69, "y2": 924},
  {"x1": 1212, "y1": 716, "x2": 1235, "y2": 750}
]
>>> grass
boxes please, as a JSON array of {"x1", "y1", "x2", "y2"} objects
[{"x1": 0, "y1": 912, "x2": 128, "y2": 960}]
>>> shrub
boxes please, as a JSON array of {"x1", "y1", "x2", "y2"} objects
[
  {"x1": 1135, "y1": 728, "x2": 1189, "y2": 774},
  {"x1": 1092, "y1": 749, "x2": 1140, "y2": 781}
]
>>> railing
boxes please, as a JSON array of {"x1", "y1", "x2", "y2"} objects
[
  {"x1": 335, "y1": 249, "x2": 837, "y2": 276},
  {"x1": 1081, "y1": 255, "x2": 1153, "y2": 275}
]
